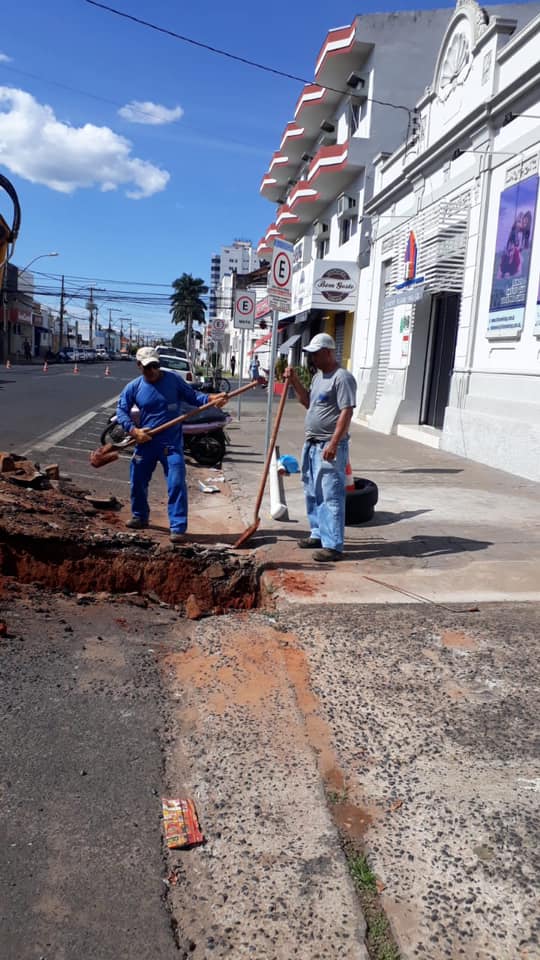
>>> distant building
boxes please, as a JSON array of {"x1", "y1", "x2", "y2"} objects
[{"x1": 208, "y1": 240, "x2": 259, "y2": 321}]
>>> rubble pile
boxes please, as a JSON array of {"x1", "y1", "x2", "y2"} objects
[{"x1": 0, "y1": 453, "x2": 259, "y2": 616}]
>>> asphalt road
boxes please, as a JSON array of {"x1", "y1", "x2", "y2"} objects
[
  {"x1": 1, "y1": 360, "x2": 135, "y2": 451},
  {"x1": 0, "y1": 586, "x2": 179, "y2": 960}
]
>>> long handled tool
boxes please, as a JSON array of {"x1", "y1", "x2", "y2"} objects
[
  {"x1": 234, "y1": 384, "x2": 289, "y2": 548},
  {"x1": 89, "y1": 380, "x2": 261, "y2": 468}
]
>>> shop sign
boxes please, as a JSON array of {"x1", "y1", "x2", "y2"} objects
[
  {"x1": 312, "y1": 262, "x2": 358, "y2": 308},
  {"x1": 385, "y1": 283, "x2": 426, "y2": 308},
  {"x1": 487, "y1": 173, "x2": 538, "y2": 337},
  {"x1": 289, "y1": 260, "x2": 359, "y2": 313}
]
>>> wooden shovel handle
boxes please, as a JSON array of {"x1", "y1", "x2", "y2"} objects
[
  {"x1": 252, "y1": 385, "x2": 289, "y2": 522},
  {"x1": 127, "y1": 379, "x2": 259, "y2": 444}
]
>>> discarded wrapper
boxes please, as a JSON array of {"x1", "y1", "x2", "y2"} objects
[
  {"x1": 162, "y1": 797, "x2": 204, "y2": 848},
  {"x1": 198, "y1": 480, "x2": 220, "y2": 494}
]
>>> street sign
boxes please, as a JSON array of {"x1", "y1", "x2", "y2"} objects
[
  {"x1": 213, "y1": 317, "x2": 225, "y2": 330},
  {"x1": 209, "y1": 325, "x2": 224, "y2": 341},
  {"x1": 268, "y1": 238, "x2": 293, "y2": 311},
  {"x1": 233, "y1": 291, "x2": 256, "y2": 330}
]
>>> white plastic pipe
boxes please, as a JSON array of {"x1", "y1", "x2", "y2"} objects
[{"x1": 269, "y1": 445, "x2": 289, "y2": 521}]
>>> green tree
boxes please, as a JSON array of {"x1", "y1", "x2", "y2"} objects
[
  {"x1": 170, "y1": 273, "x2": 208, "y2": 357},
  {"x1": 172, "y1": 329, "x2": 202, "y2": 351}
]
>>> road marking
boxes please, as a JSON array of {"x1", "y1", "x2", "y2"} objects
[
  {"x1": 24, "y1": 411, "x2": 97, "y2": 454},
  {"x1": 22, "y1": 393, "x2": 120, "y2": 456},
  {"x1": 67, "y1": 471, "x2": 131, "y2": 485}
]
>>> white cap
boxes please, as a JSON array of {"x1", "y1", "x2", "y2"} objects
[
  {"x1": 136, "y1": 346, "x2": 160, "y2": 366},
  {"x1": 303, "y1": 333, "x2": 336, "y2": 353}
]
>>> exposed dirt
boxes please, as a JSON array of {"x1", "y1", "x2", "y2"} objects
[{"x1": 0, "y1": 468, "x2": 259, "y2": 615}]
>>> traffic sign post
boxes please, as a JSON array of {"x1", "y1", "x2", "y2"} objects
[
  {"x1": 263, "y1": 239, "x2": 294, "y2": 454},
  {"x1": 268, "y1": 238, "x2": 293, "y2": 312},
  {"x1": 233, "y1": 291, "x2": 256, "y2": 330}
]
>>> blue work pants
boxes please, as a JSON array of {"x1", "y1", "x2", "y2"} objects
[
  {"x1": 130, "y1": 440, "x2": 187, "y2": 533},
  {"x1": 301, "y1": 439, "x2": 348, "y2": 552}
]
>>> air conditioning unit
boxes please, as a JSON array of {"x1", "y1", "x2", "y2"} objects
[
  {"x1": 337, "y1": 195, "x2": 357, "y2": 218},
  {"x1": 314, "y1": 220, "x2": 329, "y2": 238}
]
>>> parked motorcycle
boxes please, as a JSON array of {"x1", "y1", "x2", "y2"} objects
[{"x1": 100, "y1": 404, "x2": 231, "y2": 467}]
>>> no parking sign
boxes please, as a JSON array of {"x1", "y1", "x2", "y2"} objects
[
  {"x1": 233, "y1": 291, "x2": 256, "y2": 330},
  {"x1": 268, "y1": 238, "x2": 293, "y2": 311}
]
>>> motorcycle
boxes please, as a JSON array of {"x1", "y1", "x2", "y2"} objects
[{"x1": 100, "y1": 404, "x2": 231, "y2": 468}]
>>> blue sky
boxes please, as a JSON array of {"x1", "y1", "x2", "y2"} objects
[{"x1": 1, "y1": 0, "x2": 465, "y2": 338}]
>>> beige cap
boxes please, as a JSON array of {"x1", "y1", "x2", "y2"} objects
[{"x1": 136, "y1": 346, "x2": 160, "y2": 366}]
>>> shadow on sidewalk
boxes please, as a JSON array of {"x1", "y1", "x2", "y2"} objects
[
  {"x1": 350, "y1": 509, "x2": 431, "y2": 527},
  {"x1": 259, "y1": 534, "x2": 493, "y2": 567}
]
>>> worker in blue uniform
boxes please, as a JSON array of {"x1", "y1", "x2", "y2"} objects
[{"x1": 116, "y1": 346, "x2": 227, "y2": 543}]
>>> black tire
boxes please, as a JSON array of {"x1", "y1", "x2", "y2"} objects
[
  {"x1": 216, "y1": 377, "x2": 230, "y2": 394},
  {"x1": 188, "y1": 432, "x2": 226, "y2": 467},
  {"x1": 345, "y1": 478, "x2": 379, "y2": 525},
  {"x1": 100, "y1": 423, "x2": 132, "y2": 448}
]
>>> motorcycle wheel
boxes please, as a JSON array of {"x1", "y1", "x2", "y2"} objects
[
  {"x1": 216, "y1": 377, "x2": 230, "y2": 394},
  {"x1": 100, "y1": 423, "x2": 132, "y2": 448},
  {"x1": 188, "y1": 432, "x2": 226, "y2": 467}
]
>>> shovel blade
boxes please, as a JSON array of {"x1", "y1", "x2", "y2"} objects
[
  {"x1": 233, "y1": 518, "x2": 260, "y2": 549},
  {"x1": 89, "y1": 444, "x2": 120, "y2": 469}
]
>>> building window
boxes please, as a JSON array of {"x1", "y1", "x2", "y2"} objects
[
  {"x1": 340, "y1": 219, "x2": 352, "y2": 245},
  {"x1": 316, "y1": 238, "x2": 329, "y2": 259},
  {"x1": 350, "y1": 102, "x2": 360, "y2": 135}
]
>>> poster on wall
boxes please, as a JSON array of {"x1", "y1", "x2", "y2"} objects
[{"x1": 487, "y1": 174, "x2": 539, "y2": 336}]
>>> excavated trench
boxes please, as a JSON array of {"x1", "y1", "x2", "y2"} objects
[{"x1": 0, "y1": 467, "x2": 260, "y2": 616}]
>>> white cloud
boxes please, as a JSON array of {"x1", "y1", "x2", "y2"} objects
[
  {"x1": 0, "y1": 53, "x2": 12, "y2": 64},
  {"x1": 118, "y1": 100, "x2": 183, "y2": 126},
  {"x1": 0, "y1": 86, "x2": 170, "y2": 198}
]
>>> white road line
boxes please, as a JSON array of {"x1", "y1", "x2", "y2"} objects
[
  {"x1": 67, "y1": 471, "x2": 131, "y2": 485},
  {"x1": 22, "y1": 393, "x2": 120, "y2": 456},
  {"x1": 23, "y1": 411, "x2": 98, "y2": 455}
]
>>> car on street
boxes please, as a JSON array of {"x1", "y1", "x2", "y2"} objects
[
  {"x1": 156, "y1": 345, "x2": 188, "y2": 360},
  {"x1": 159, "y1": 354, "x2": 195, "y2": 382},
  {"x1": 95, "y1": 348, "x2": 110, "y2": 361}
]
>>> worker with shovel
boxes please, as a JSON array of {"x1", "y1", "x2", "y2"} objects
[
  {"x1": 285, "y1": 333, "x2": 356, "y2": 562},
  {"x1": 117, "y1": 346, "x2": 227, "y2": 543}
]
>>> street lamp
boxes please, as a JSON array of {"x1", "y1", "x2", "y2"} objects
[
  {"x1": 18, "y1": 251, "x2": 59, "y2": 278},
  {"x1": 2, "y1": 251, "x2": 59, "y2": 362}
]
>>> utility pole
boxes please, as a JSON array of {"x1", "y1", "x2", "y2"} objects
[
  {"x1": 186, "y1": 307, "x2": 192, "y2": 360},
  {"x1": 88, "y1": 287, "x2": 95, "y2": 348},
  {"x1": 58, "y1": 275, "x2": 65, "y2": 350}
]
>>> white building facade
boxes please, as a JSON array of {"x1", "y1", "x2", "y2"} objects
[
  {"x1": 257, "y1": 7, "x2": 526, "y2": 372},
  {"x1": 358, "y1": 0, "x2": 540, "y2": 481}
]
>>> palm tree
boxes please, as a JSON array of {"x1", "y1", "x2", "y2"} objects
[{"x1": 170, "y1": 274, "x2": 208, "y2": 358}]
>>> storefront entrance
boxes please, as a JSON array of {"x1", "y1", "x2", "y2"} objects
[{"x1": 421, "y1": 293, "x2": 460, "y2": 429}]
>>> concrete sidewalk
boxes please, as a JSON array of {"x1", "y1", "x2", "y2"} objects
[{"x1": 224, "y1": 390, "x2": 540, "y2": 605}]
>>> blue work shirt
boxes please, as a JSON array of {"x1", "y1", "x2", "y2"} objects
[{"x1": 116, "y1": 371, "x2": 209, "y2": 446}]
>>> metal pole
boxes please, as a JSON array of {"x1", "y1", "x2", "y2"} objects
[
  {"x1": 237, "y1": 329, "x2": 245, "y2": 421},
  {"x1": 58, "y1": 275, "x2": 65, "y2": 350},
  {"x1": 264, "y1": 309, "x2": 279, "y2": 456}
]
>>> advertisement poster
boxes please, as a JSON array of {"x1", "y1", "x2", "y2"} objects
[{"x1": 488, "y1": 174, "x2": 538, "y2": 336}]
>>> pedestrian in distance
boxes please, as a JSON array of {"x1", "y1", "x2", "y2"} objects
[
  {"x1": 285, "y1": 333, "x2": 357, "y2": 563},
  {"x1": 249, "y1": 356, "x2": 260, "y2": 380},
  {"x1": 230, "y1": 355, "x2": 236, "y2": 377},
  {"x1": 23, "y1": 338, "x2": 32, "y2": 361},
  {"x1": 116, "y1": 346, "x2": 227, "y2": 543}
]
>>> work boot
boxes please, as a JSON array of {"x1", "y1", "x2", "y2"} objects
[
  {"x1": 297, "y1": 537, "x2": 322, "y2": 549},
  {"x1": 312, "y1": 548, "x2": 342, "y2": 563},
  {"x1": 170, "y1": 532, "x2": 186, "y2": 544},
  {"x1": 126, "y1": 517, "x2": 148, "y2": 529}
]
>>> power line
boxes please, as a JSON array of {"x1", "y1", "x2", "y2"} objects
[{"x1": 84, "y1": 0, "x2": 412, "y2": 117}]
